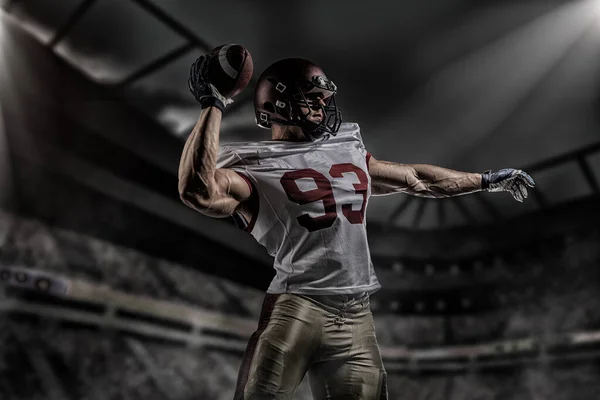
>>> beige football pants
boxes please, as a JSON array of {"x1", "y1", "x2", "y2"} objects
[{"x1": 234, "y1": 292, "x2": 388, "y2": 399}]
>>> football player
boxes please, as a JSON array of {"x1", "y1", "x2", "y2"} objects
[{"x1": 179, "y1": 56, "x2": 535, "y2": 400}]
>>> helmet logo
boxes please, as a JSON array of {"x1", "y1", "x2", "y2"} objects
[
  {"x1": 275, "y1": 100, "x2": 286, "y2": 108},
  {"x1": 260, "y1": 112, "x2": 268, "y2": 122},
  {"x1": 275, "y1": 82, "x2": 287, "y2": 93}
]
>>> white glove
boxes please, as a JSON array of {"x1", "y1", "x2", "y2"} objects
[{"x1": 482, "y1": 168, "x2": 536, "y2": 202}]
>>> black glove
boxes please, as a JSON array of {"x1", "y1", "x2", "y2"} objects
[
  {"x1": 188, "y1": 55, "x2": 233, "y2": 112},
  {"x1": 482, "y1": 168, "x2": 535, "y2": 202}
]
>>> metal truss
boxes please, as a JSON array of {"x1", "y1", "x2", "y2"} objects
[
  {"x1": 48, "y1": 0, "x2": 98, "y2": 48},
  {"x1": 387, "y1": 195, "x2": 415, "y2": 226},
  {"x1": 437, "y1": 200, "x2": 446, "y2": 227},
  {"x1": 475, "y1": 194, "x2": 502, "y2": 221},
  {"x1": 116, "y1": 42, "x2": 195, "y2": 87},
  {"x1": 42, "y1": 0, "x2": 258, "y2": 110},
  {"x1": 412, "y1": 199, "x2": 426, "y2": 228},
  {"x1": 130, "y1": 0, "x2": 212, "y2": 52},
  {"x1": 3, "y1": 0, "x2": 240, "y2": 92},
  {"x1": 452, "y1": 197, "x2": 476, "y2": 224}
]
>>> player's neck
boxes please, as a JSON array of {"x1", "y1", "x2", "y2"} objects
[{"x1": 271, "y1": 125, "x2": 309, "y2": 142}]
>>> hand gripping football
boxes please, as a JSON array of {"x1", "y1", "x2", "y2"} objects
[{"x1": 206, "y1": 44, "x2": 253, "y2": 98}]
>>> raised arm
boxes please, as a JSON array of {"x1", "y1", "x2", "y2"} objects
[
  {"x1": 178, "y1": 107, "x2": 251, "y2": 218},
  {"x1": 178, "y1": 55, "x2": 252, "y2": 218},
  {"x1": 368, "y1": 155, "x2": 535, "y2": 202}
]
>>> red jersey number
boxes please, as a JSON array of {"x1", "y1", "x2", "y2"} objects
[{"x1": 280, "y1": 163, "x2": 369, "y2": 232}]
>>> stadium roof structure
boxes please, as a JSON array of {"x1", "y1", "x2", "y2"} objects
[{"x1": 3, "y1": 0, "x2": 600, "y2": 232}]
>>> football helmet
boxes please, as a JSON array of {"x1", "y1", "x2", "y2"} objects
[{"x1": 254, "y1": 58, "x2": 342, "y2": 138}]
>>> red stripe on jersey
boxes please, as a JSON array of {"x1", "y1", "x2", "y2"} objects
[
  {"x1": 366, "y1": 152, "x2": 372, "y2": 172},
  {"x1": 234, "y1": 171, "x2": 259, "y2": 233},
  {"x1": 236, "y1": 171, "x2": 253, "y2": 194}
]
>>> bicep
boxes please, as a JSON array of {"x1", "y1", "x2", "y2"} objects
[
  {"x1": 368, "y1": 156, "x2": 423, "y2": 196},
  {"x1": 220, "y1": 168, "x2": 252, "y2": 202},
  {"x1": 181, "y1": 168, "x2": 252, "y2": 217}
]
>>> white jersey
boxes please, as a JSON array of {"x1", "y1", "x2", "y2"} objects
[{"x1": 217, "y1": 123, "x2": 381, "y2": 295}]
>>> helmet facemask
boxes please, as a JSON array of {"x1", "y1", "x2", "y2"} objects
[
  {"x1": 291, "y1": 75, "x2": 342, "y2": 139},
  {"x1": 256, "y1": 73, "x2": 342, "y2": 140}
]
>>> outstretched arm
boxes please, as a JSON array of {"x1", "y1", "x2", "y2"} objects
[
  {"x1": 368, "y1": 156, "x2": 482, "y2": 198},
  {"x1": 368, "y1": 155, "x2": 535, "y2": 202}
]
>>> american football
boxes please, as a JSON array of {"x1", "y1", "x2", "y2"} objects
[{"x1": 207, "y1": 44, "x2": 253, "y2": 98}]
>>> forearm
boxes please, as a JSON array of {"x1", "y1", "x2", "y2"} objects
[
  {"x1": 177, "y1": 107, "x2": 223, "y2": 198},
  {"x1": 411, "y1": 163, "x2": 483, "y2": 198},
  {"x1": 372, "y1": 160, "x2": 482, "y2": 198}
]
